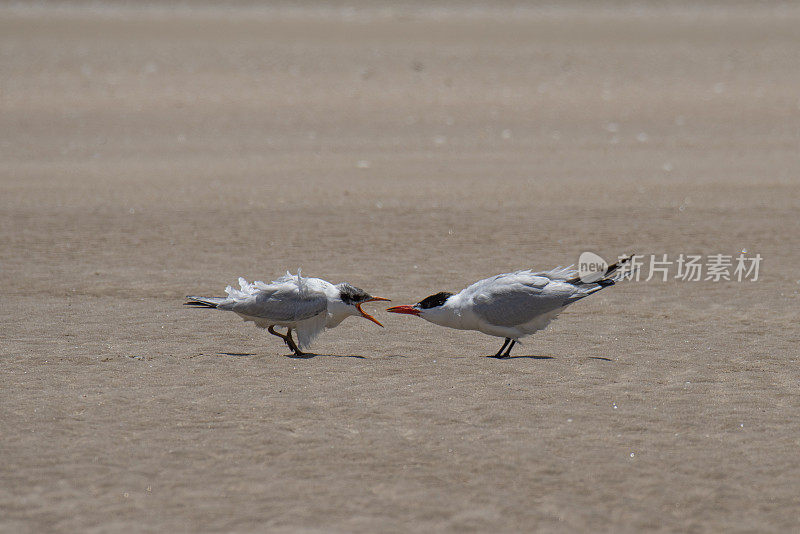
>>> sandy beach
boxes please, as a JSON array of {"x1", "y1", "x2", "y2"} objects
[{"x1": 1, "y1": 2, "x2": 799, "y2": 532}]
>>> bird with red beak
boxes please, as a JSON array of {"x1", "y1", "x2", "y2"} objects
[
  {"x1": 186, "y1": 270, "x2": 390, "y2": 356},
  {"x1": 388, "y1": 256, "x2": 633, "y2": 358}
]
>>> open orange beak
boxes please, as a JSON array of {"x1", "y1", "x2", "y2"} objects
[
  {"x1": 386, "y1": 304, "x2": 421, "y2": 317},
  {"x1": 356, "y1": 297, "x2": 391, "y2": 327}
]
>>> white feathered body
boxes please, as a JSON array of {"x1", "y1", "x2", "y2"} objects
[
  {"x1": 421, "y1": 267, "x2": 607, "y2": 341},
  {"x1": 210, "y1": 271, "x2": 354, "y2": 349}
]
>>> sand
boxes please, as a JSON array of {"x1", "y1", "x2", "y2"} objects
[{"x1": 1, "y1": 2, "x2": 799, "y2": 532}]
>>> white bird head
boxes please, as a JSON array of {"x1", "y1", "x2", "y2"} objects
[
  {"x1": 386, "y1": 291, "x2": 455, "y2": 325},
  {"x1": 333, "y1": 283, "x2": 391, "y2": 327}
]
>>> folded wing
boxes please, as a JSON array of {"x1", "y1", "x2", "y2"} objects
[
  {"x1": 471, "y1": 273, "x2": 580, "y2": 327},
  {"x1": 218, "y1": 276, "x2": 328, "y2": 323}
]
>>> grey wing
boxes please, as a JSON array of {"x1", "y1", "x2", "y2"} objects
[
  {"x1": 220, "y1": 286, "x2": 328, "y2": 322},
  {"x1": 472, "y1": 280, "x2": 578, "y2": 327},
  {"x1": 532, "y1": 265, "x2": 578, "y2": 281}
]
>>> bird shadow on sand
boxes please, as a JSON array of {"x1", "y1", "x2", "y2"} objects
[
  {"x1": 497, "y1": 355, "x2": 614, "y2": 361},
  {"x1": 492, "y1": 354, "x2": 555, "y2": 360},
  {"x1": 284, "y1": 352, "x2": 367, "y2": 360},
  {"x1": 216, "y1": 351, "x2": 366, "y2": 360}
]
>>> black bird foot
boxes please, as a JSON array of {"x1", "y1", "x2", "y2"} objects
[
  {"x1": 268, "y1": 325, "x2": 306, "y2": 356},
  {"x1": 490, "y1": 338, "x2": 516, "y2": 358}
]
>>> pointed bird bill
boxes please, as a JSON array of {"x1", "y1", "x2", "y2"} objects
[
  {"x1": 357, "y1": 296, "x2": 391, "y2": 327},
  {"x1": 386, "y1": 304, "x2": 421, "y2": 316}
]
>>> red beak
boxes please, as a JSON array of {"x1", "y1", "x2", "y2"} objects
[
  {"x1": 386, "y1": 305, "x2": 421, "y2": 317},
  {"x1": 356, "y1": 297, "x2": 391, "y2": 327}
]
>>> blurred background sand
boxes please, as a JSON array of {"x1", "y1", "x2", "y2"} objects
[{"x1": 1, "y1": 2, "x2": 799, "y2": 532}]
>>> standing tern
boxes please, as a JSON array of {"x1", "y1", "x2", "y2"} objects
[
  {"x1": 185, "y1": 270, "x2": 389, "y2": 356},
  {"x1": 387, "y1": 256, "x2": 633, "y2": 358}
]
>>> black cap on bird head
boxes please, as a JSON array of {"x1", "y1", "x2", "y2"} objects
[
  {"x1": 336, "y1": 283, "x2": 371, "y2": 305},
  {"x1": 386, "y1": 291, "x2": 453, "y2": 316},
  {"x1": 417, "y1": 291, "x2": 454, "y2": 309},
  {"x1": 336, "y1": 283, "x2": 390, "y2": 326}
]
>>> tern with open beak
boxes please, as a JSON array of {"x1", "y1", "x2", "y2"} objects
[
  {"x1": 185, "y1": 270, "x2": 389, "y2": 356},
  {"x1": 387, "y1": 256, "x2": 633, "y2": 358}
]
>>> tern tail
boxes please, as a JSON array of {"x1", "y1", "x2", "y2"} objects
[
  {"x1": 184, "y1": 296, "x2": 226, "y2": 308},
  {"x1": 595, "y1": 254, "x2": 635, "y2": 287},
  {"x1": 566, "y1": 254, "x2": 635, "y2": 288}
]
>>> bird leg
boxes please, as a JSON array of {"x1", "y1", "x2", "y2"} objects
[
  {"x1": 267, "y1": 326, "x2": 306, "y2": 356},
  {"x1": 267, "y1": 325, "x2": 290, "y2": 347},
  {"x1": 284, "y1": 328, "x2": 307, "y2": 356},
  {"x1": 490, "y1": 338, "x2": 511, "y2": 358},
  {"x1": 503, "y1": 340, "x2": 516, "y2": 357}
]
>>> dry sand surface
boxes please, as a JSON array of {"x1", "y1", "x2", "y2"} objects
[{"x1": 2, "y1": 2, "x2": 799, "y2": 532}]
